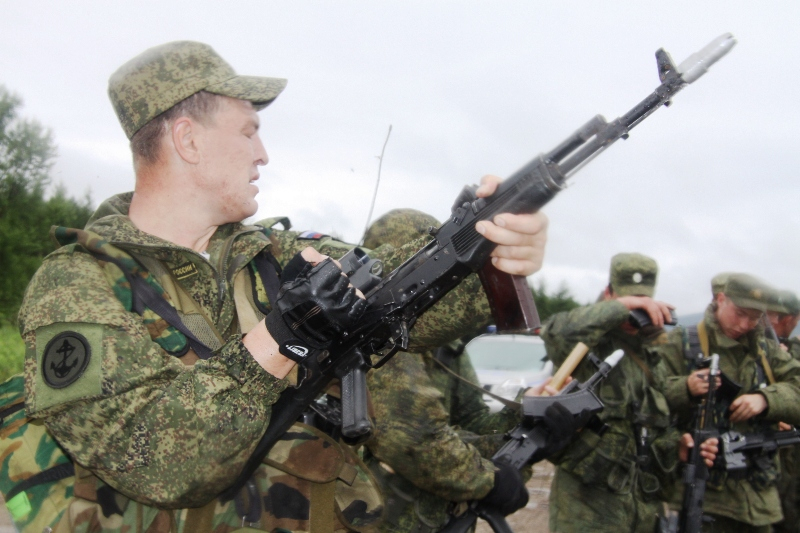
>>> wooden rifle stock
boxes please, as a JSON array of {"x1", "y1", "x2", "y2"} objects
[{"x1": 540, "y1": 342, "x2": 590, "y2": 396}]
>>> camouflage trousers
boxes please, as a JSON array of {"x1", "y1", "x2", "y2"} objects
[
  {"x1": 47, "y1": 424, "x2": 384, "y2": 533},
  {"x1": 548, "y1": 467, "x2": 660, "y2": 533}
]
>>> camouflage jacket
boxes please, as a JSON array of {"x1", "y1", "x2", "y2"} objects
[
  {"x1": 364, "y1": 342, "x2": 521, "y2": 532},
  {"x1": 655, "y1": 305, "x2": 800, "y2": 526},
  {"x1": 784, "y1": 336, "x2": 800, "y2": 361},
  {"x1": 17, "y1": 193, "x2": 491, "y2": 532},
  {"x1": 540, "y1": 300, "x2": 680, "y2": 499}
]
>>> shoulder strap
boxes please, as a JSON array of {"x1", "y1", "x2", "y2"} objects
[
  {"x1": 757, "y1": 338, "x2": 776, "y2": 385},
  {"x1": 91, "y1": 252, "x2": 216, "y2": 360}
]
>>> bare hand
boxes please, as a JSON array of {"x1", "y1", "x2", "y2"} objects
[
  {"x1": 679, "y1": 433, "x2": 719, "y2": 467},
  {"x1": 473, "y1": 175, "x2": 548, "y2": 276},
  {"x1": 729, "y1": 393, "x2": 767, "y2": 422},
  {"x1": 686, "y1": 369, "x2": 721, "y2": 397},
  {"x1": 616, "y1": 296, "x2": 674, "y2": 329},
  {"x1": 779, "y1": 421, "x2": 793, "y2": 431}
]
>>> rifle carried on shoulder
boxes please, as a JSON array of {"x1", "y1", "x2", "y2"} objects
[
  {"x1": 221, "y1": 33, "x2": 736, "y2": 500},
  {"x1": 439, "y1": 349, "x2": 624, "y2": 533}
]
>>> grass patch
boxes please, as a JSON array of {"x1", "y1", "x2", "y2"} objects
[{"x1": 0, "y1": 324, "x2": 24, "y2": 382}]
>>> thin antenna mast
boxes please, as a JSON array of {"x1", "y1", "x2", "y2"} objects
[{"x1": 359, "y1": 125, "x2": 392, "y2": 245}]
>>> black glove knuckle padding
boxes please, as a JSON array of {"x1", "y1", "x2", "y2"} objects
[
  {"x1": 276, "y1": 258, "x2": 366, "y2": 349},
  {"x1": 480, "y1": 459, "x2": 529, "y2": 516}
]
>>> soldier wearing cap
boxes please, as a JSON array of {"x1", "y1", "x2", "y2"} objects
[
  {"x1": 360, "y1": 209, "x2": 578, "y2": 532},
  {"x1": 657, "y1": 274, "x2": 800, "y2": 532},
  {"x1": 766, "y1": 288, "x2": 800, "y2": 360},
  {"x1": 764, "y1": 288, "x2": 800, "y2": 533},
  {"x1": 542, "y1": 253, "x2": 688, "y2": 533},
  {"x1": 16, "y1": 41, "x2": 549, "y2": 532}
]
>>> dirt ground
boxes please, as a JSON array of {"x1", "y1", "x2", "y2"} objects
[{"x1": 0, "y1": 461, "x2": 555, "y2": 532}]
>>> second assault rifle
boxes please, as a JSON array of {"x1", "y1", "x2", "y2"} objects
[
  {"x1": 719, "y1": 427, "x2": 800, "y2": 475},
  {"x1": 439, "y1": 350, "x2": 625, "y2": 533},
  {"x1": 220, "y1": 33, "x2": 736, "y2": 500}
]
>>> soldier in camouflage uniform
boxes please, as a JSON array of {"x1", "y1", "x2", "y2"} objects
[
  {"x1": 14, "y1": 41, "x2": 549, "y2": 532},
  {"x1": 544, "y1": 253, "x2": 686, "y2": 533},
  {"x1": 360, "y1": 209, "x2": 530, "y2": 533},
  {"x1": 655, "y1": 274, "x2": 800, "y2": 532},
  {"x1": 765, "y1": 288, "x2": 800, "y2": 533}
]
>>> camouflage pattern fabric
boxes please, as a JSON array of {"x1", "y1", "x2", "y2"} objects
[
  {"x1": 540, "y1": 300, "x2": 680, "y2": 533},
  {"x1": 608, "y1": 253, "x2": 658, "y2": 297},
  {"x1": 656, "y1": 305, "x2": 800, "y2": 527},
  {"x1": 775, "y1": 339, "x2": 800, "y2": 533},
  {"x1": 108, "y1": 41, "x2": 287, "y2": 139},
  {"x1": 364, "y1": 345, "x2": 520, "y2": 532},
  {"x1": 0, "y1": 375, "x2": 73, "y2": 533},
  {"x1": 16, "y1": 192, "x2": 491, "y2": 531}
]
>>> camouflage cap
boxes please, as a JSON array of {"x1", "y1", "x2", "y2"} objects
[
  {"x1": 711, "y1": 271, "x2": 736, "y2": 296},
  {"x1": 721, "y1": 273, "x2": 772, "y2": 312},
  {"x1": 362, "y1": 209, "x2": 440, "y2": 249},
  {"x1": 779, "y1": 289, "x2": 800, "y2": 315},
  {"x1": 609, "y1": 253, "x2": 658, "y2": 297},
  {"x1": 763, "y1": 284, "x2": 788, "y2": 314},
  {"x1": 108, "y1": 41, "x2": 287, "y2": 139}
]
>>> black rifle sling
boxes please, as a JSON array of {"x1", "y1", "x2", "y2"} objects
[{"x1": 252, "y1": 251, "x2": 282, "y2": 307}]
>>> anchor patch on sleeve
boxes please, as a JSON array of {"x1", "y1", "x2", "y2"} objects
[{"x1": 41, "y1": 331, "x2": 91, "y2": 389}]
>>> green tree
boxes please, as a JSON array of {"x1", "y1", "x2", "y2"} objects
[
  {"x1": 532, "y1": 279, "x2": 582, "y2": 323},
  {"x1": 0, "y1": 86, "x2": 93, "y2": 323}
]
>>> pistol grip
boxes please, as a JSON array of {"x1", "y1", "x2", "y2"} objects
[{"x1": 340, "y1": 367, "x2": 373, "y2": 439}]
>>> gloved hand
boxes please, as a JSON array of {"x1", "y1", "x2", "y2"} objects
[
  {"x1": 537, "y1": 402, "x2": 593, "y2": 458},
  {"x1": 265, "y1": 253, "x2": 366, "y2": 362},
  {"x1": 478, "y1": 459, "x2": 529, "y2": 516}
]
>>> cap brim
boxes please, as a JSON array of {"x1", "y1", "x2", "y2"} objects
[
  {"x1": 207, "y1": 75, "x2": 287, "y2": 110},
  {"x1": 614, "y1": 285, "x2": 655, "y2": 298},
  {"x1": 728, "y1": 296, "x2": 766, "y2": 312}
]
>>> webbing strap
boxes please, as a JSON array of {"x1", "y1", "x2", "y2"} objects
[
  {"x1": 6, "y1": 462, "x2": 74, "y2": 500},
  {"x1": 309, "y1": 480, "x2": 337, "y2": 533},
  {"x1": 182, "y1": 498, "x2": 218, "y2": 533},
  {"x1": 696, "y1": 321, "x2": 710, "y2": 361},
  {"x1": 91, "y1": 252, "x2": 216, "y2": 360},
  {"x1": 252, "y1": 251, "x2": 281, "y2": 307}
]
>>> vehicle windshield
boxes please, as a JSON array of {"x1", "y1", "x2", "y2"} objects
[{"x1": 465, "y1": 335, "x2": 548, "y2": 372}]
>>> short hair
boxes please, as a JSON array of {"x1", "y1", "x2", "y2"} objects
[{"x1": 130, "y1": 90, "x2": 223, "y2": 167}]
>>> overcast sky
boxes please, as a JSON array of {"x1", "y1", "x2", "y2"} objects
[{"x1": 2, "y1": 1, "x2": 798, "y2": 315}]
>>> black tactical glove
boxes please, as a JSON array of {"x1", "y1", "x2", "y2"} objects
[
  {"x1": 479, "y1": 459, "x2": 529, "y2": 516},
  {"x1": 265, "y1": 254, "x2": 366, "y2": 363},
  {"x1": 530, "y1": 403, "x2": 593, "y2": 463}
]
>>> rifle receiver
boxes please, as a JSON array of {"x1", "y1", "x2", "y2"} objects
[{"x1": 678, "y1": 33, "x2": 737, "y2": 83}]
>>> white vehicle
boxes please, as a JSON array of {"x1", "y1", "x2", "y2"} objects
[{"x1": 465, "y1": 333, "x2": 552, "y2": 413}]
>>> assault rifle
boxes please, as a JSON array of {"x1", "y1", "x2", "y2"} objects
[
  {"x1": 719, "y1": 428, "x2": 800, "y2": 475},
  {"x1": 658, "y1": 354, "x2": 723, "y2": 533},
  {"x1": 221, "y1": 33, "x2": 736, "y2": 500},
  {"x1": 439, "y1": 350, "x2": 624, "y2": 533}
]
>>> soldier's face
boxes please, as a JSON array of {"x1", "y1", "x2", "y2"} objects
[
  {"x1": 715, "y1": 293, "x2": 763, "y2": 340},
  {"x1": 194, "y1": 98, "x2": 268, "y2": 223}
]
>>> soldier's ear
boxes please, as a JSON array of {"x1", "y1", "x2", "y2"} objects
[{"x1": 172, "y1": 117, "x2": 200, "y2": 165}]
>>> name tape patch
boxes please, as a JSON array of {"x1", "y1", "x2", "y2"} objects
[{"x1": 172, "y1": 261, "x2": 199, "y2": 281}]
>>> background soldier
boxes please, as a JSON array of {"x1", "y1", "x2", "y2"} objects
[
  {"x1": 765, "y1": 288, "x2": 800, "y2": 533},
  {"x1": 543, "y1": 253, "x2": 685, "y2": 533},
  {"x1": 15, "y1": 42, "x2": 548, "y2": 532},
  {"x1": 657, "y1": 274, "x2": 800, "y2": 532},
  {"x1": 362, "y1": 209, "x2": 578, "y2": 533}
]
